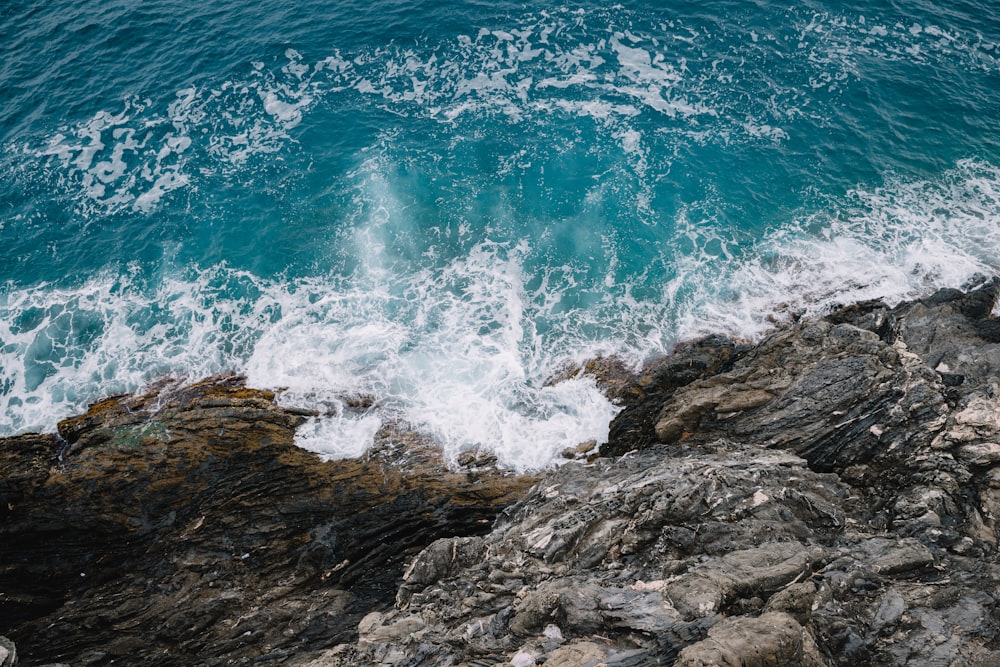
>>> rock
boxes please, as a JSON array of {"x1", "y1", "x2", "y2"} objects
[
  {"x1": 602, "y1": 335, "x2": 751, "y2": 456},
  {"x1": 510, "y1": 649, "x2": 538, "y2": 666},
  {"x1": 331, "y1": 283, "x2": 1000, "y2": 667},
  {"x1": 649, "y1": 320, "x2": 948, "y2": 477},
  {"x1": 397, "y1": 536, "x2": 485, "y2": 605},
  {"x1": 0, "y1": 636, "x2": 16, "y2": 667},
  {"x1": 664, "y1": 543, "x2": 829, "y2": 620},
  {"x1": 870, "y1": 588, "x2": 906, "y2": 635},
  {"x1": 540, "y1": 641, "x2": 607, "y2": 667},
  {"x1": 956, "y1": 442, "x2": 1000, "y2": 467},
  {"x1": 673, "y1": 612, "x2": 822, "y2": 667},
  {"x1": 10, "y1": 283, "x2": 1000, "y2": 667},
  {"x1": 763, "y1": 582, "x2": 817, "y2": 625},
  {"x1": 335, "y1": 439, "x2": 850, "y2": 665},
  {"x1": 545, "y1": 355, "x2": 638, "y2": 404},
  {"x1": 1, "y1": 375, "x2": 535, "y2": 666},
  {"x1": 862, "y1": 538, "x2": 935, "y2": 576}
]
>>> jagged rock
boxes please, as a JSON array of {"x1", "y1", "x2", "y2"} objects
[
  {"x1": 602, "y1": 335, "x2": 751, "y2": 456},
  {"x1": 10, "y1": 282, "x2": 1000, "y2": 667},
  {"x1": 331, "y1": 282, "x2": 1000, "y2": 667},
  {"x1": 326, "y1": 440, "x2": 849, "y2": 665},
  {"x1": 397, "y1": 536, "x2": 485, "y2": 605},
  {"x1": 1, "y1": 375, "x2": 535, "y2": 666},
  {"x1": 650, "y1": 320, "x2": 948, "y2": 476}
]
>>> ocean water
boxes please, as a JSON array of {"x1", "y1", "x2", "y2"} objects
[{"x1": 2, "y1": 0, "x2": 1000, "y2": 469}]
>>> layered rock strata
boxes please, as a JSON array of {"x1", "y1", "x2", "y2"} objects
[
  {"x1": 326, "y1": 279, "x2": 1000, "y2": 666},
  {"x1": 6, "y1": 280, "x2": 1000, "y2": 666},
  {"x1": 0, "y1": 376, "x2": 534, "y2": 666}
]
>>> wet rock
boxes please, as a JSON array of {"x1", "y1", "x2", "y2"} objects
[
  {"x1": 602, "y1": 335, "x2": 751, "y2": 456},
  {"x1": 11, "y1": 282, "x2": 1000, "y2": 667},
  {"x1": 545, "y1": 354, "x2": 639, "y2": 404},
  {"x1": 1, "y1": 375, "x2": 535, "y2": 666}
]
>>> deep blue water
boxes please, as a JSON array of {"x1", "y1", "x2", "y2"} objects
[{"x1": 2, "y1": 0, "x2": 1000, "y2": 468}]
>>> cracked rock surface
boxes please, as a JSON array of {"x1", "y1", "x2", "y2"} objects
[
  {"x1": 7, "y1": 281, "x2": 1000, "y2": 666},
  {"x1": 323, "y1": 280, "x2": 1000, "y2": 666},
  {"x1": 1, "y1": 376, "x2": 534, "y2": 666}
]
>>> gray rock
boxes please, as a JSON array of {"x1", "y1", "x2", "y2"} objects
[
  {"x1": 0, "y1": 637, "x2": 16, "y2": 667},
  {"x1": 674, "y1": 612, "x2": 824, "y2": 667},
  {"x1": 325, "y1": 283, "x2": 1000, "y2": 667},
  {"x1": 764, "y1": 581, "x2": 818, "y2": 625}
]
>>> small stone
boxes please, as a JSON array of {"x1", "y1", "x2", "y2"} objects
[
  {"x1": 0, "y1": 635, "x2": 15, "y2": 667},
  {"x1": 951, "y1": 537, "x2": 976, "y2": 555},
  {"x1": 869, "y1": 539, "x2": 935, "y2": 575},
  {"x1": 674, "y1": 612, "x2": 805, "y2": 667},
  {"x1": 764, "y1": 582, "x2": 817, "y2": 625},
  {"x1": 956, "y1": 443, "x2": 1000, "y2": 467},
  {"x1": 871, "y1": 589, "x2": 906, "y2": 634},
  {"x1": 541, "y1": 641, "x2": 608, "y2": 667},
  {"x1": 510, "y1": 649, "x2": 537, "y2": 667}
]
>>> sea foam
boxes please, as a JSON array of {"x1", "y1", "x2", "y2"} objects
[{"x1": 3, "y1": 159, "x2": 1000, "y2": 470}]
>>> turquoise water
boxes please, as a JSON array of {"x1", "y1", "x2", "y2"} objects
[{"x1": 3, "y1": 0, "x2": 1000, "y2": 468}]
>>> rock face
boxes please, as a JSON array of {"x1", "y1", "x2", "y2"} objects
[
  {"x1": 0, "y1": 375, "x2": 535, "y2": 666},
  {"x1": 7, "y1": 281, "x2": 1000, "y2": 666},
  {"x1": 328, "y1": 279, "x2": 1000, "y2": 666}
]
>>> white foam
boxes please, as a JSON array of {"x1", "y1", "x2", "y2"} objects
[
  {"x1": 793, "y1": 10, "x2": 998, "y2": 81},
  {"x1": 0, "y1": 237, "x2": 622, "y2": 471},
  {"x1": 5, "y1": 152, "x2": 1000, "y2": 470},
  {"x1": 30, "y1": 6, "x2": 971, "y2": 219},
  {"x1": 669, "y1": 159, "x2": 1000, "y2": 341},
  {"x1": 292, "y1": 409, "x2": 383, "y2": 460},
  {"x1": 22, "y1": 50, "x2": 321, "y2": 214},
  {"x1": 6, "y1": 8, "x2": 1000, "y2": 472}
]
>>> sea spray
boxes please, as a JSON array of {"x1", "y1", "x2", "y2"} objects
[{"x1": 4, "y1": 156, "x2": 1000, "y2": 470}]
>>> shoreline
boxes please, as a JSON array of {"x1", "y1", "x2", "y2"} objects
[{"x1": 4, "y1": 278, "x2": 1000, "y2": 665}]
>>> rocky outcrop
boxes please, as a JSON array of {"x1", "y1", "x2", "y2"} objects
[
  {"x1": 0, "y1": 375, "x2": 535, "y2": 666},
  {"x1": 329, "y1": 279, "x2": 1000, "y2": 666},
  {"x1": 7, "y1": 280, "x2": 1000, "y2": 666}
]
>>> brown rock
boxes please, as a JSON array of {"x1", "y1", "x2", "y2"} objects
[{"x1": 0, "y1": 375, "x2": 535, "y2": 666}]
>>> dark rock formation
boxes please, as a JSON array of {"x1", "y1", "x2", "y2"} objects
[
  {"x1": 7, "y1": 280, "x2": 1000, "y2": 666},
  {"x1": 327, "y1": 279, "x2": 1000, "y2": 666},
  {"x1": 601, "y1": 335, "x2": 752, "y2": 456},
  {"x1": 0, "y1": 375, "x2": 535, "y2": 666}
]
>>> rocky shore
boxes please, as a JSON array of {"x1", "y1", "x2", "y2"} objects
[{"x1": 5, "y1": 280, "x2": 1000, "y2": 665}]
